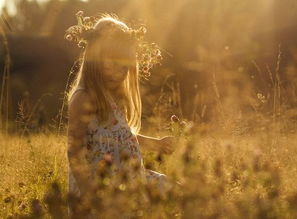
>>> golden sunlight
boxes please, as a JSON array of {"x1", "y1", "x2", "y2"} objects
[{"x1": 0, "y1": 0, "x2": 297, "y2": 218}]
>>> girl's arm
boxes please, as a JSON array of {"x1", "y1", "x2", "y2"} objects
[
  {"x1": 137, "y1": 133, "x2": 175, "y2": 154},
  {"x1": 67, "y1": 91, "x2": 94, "y2": 196}
]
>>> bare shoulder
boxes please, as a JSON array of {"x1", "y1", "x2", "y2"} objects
[{"x1": 68, "y1": 90, "x2": 95, "y2": 118}]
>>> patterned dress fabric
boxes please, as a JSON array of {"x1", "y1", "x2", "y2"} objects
[{"x1": 68, "y1": 89, "x2": 169, "y2": 212}]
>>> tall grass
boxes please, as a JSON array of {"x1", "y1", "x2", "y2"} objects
[
  {"x1": 1, "y1": 117, "x2": 297, "y2": 218},
  {"x1": 1, "y1": 15, "x2": 297, "y2": 217},
  {"x1": 0, "y1": 17, "x2": 12, "y2": 136},
  {"x1": 1, "y1": 55, "x2": 297, "y2": 218}
]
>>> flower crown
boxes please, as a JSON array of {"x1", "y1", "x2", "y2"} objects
[{"x1": 64, "y1": 11, "x2": 162, "y2": 80}]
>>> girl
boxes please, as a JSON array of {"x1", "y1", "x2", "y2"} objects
[{"x1": 65, "y1": 12, "x2": 175, "y2": 216}]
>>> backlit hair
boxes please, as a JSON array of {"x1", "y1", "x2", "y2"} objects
[{"x1": 66, "y1": 14, "x2": 141, "y2": 135}]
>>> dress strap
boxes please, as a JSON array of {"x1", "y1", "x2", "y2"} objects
[
  {"x1": 73, "y1": 87, "x2": 86, "y2": 95},
  {"x1": 106, "y1": 95, "x2": 127, "y2": 123},
  {"x1": 69, "y1": 86, "x2": 86, "y2": 103},
  {"x1": 108, "y1": 96, "x2": 117, "y2": 109}
]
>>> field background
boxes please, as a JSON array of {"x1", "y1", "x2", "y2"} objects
[{"x1": 0, "y1": 0, "x2": 297, "y2": 218}]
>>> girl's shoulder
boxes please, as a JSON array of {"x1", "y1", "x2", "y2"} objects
[{"x1": 68, "y1": 89, "x2": 96, "y2": 116}]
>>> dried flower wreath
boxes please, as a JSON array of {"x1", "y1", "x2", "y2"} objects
[{"x1": 64, "y1": 11, "x2": 162, "y2": 80}]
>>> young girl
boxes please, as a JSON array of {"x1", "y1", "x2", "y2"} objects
[{"x1": 65, "y1": 12, "x2": 175, "y2": 216}]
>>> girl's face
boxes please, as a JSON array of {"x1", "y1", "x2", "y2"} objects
[{"x1": 101, "y1": 49, "x2": 135, "y2": 90}]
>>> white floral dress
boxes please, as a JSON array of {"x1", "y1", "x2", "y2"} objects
[{"x1": 68, "y1": 89, "x2": 168, "y2": 200}]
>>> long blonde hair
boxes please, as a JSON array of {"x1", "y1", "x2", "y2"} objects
[{"x1": 66, "y1": 14, "x2": 141, "y2": 135}]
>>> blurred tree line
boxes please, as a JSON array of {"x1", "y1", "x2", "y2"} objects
[{"x1": 0, "y1": 0, "x2": 296, "y2": 133}]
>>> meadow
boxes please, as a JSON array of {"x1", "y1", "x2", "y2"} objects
[
  {"x1": 1, "y1": 92, "x2": 297, "y2": 218},
  {"x1": 0, "y1": 0, "x2": 297, "y2": 218}
]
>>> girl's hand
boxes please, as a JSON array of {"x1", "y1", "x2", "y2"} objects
[
  {"x1": 137, "y1": 134, "x2": 177, "y2": 154},
  {"x1": 159, "y1": 136, "x2": 176, "y2": 154}
]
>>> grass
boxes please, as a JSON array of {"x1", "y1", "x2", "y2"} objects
[
  {"x1": 0, "y1": 113, "x2": 297, "y2": 218},
  {"x1": 1, "y1": 11, "x2": 297, "y2": 218},
  {"x1": 0, "y1": 132, "x2": 68, "y2": 218},
  {"x1": 1, "y1": 54, "x2": 297, "y2": 218}
]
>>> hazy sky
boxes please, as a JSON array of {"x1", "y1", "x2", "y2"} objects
[
  {"x1": 0, "y1": 0, "x2": 53, "y2": 16},
  {"x1": 0, "y1": 0, "x2": 87, "y2": 15}
]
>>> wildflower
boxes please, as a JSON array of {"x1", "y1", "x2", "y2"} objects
[
  {"x1": 145, "y1": 161, "x2": 153, "y2": 170},
  {"x1": 65, "y1": 10, "x2": 162, "y2": 79},
  {"x1": 103, "y1": 153, "x2": 113, "y2": 166},
  {"x1": 4, "y1": 196, "x2": 11, "y2": 203},
  {"x1": 83, "y1": 16, "x2": 91, "y2": 23},
  {"x1": 18, "y1": 182, "x2": 25, "y2": 188},
  {"x1": 76, "y1": 11, "x2": 84, "y2": 17},
  {"x1": 156, "y1": 153, "x2": 163, "y2": 162},
  {"x1": 18, "y1": 201, "x2": 27, "y2": 210},
  {"x1": 120, "y1": 150, "x2": 130, "y2": 162},
  {"x1": 65, "y1": 34, "x2": 73, "y2": 41},
  {"x1": 31, "y1": 199, "x2": 43, "y2": 217},
  {"x1": 268, "y1": 188, "x2": 279, "y2": 199},
  {"x1": 120, "y1": 169, "x2": 129, "y2": 182},
  {"x1": 119, "y1": 184, "x2": 126, "y2": 191},
  {"x1": 214, "y1": 159, "x2": 223, "y2": 177}
]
